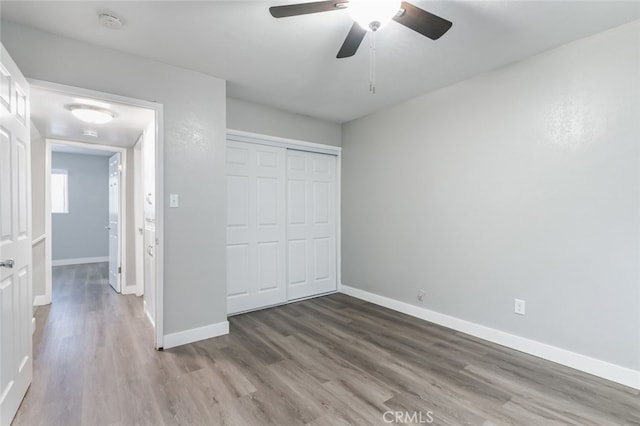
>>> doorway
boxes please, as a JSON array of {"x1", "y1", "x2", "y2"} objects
[
  {"x1": 48, "y1": 141, "x2": 125, "y2": 293},
  {"x1": 29, "y1": 80, "x2": 164, "y2": 348}
]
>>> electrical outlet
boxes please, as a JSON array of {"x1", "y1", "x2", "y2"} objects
[
  {"x1": 417, "y1": 289, "x2": 426, "y2": 302},
  {"x1": 514, "y1": 299, "x2": 526, "y2": 315}
]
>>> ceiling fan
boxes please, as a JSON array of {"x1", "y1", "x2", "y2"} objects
[{"x1": 269, "y1": 1, "x2": 453, "y2": 58}]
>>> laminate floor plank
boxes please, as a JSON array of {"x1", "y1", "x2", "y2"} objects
[{"x1": 12, "y1": 265, "x2": 639, "y2": 425}]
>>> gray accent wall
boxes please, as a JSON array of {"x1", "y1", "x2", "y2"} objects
[
  {"x1": 51, "y1": 152, "x2": 109, "y2": 261},
  {"x1": 227, "y1": 97, "x2": 341, "y2": 146},
  {"x1": 341, "y1": 21, "x2": 640, "y2": 370},
  {"x1": 2, "y1": 21, "x2": 227, "y2": 336}
]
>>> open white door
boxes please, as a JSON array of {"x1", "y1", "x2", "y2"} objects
[
  {"x1": 0, "y1": 44, "x2": 32, "y2": 426},
  {"x1": 108, "y1": 153, "x2": 121, "y2": 293}
]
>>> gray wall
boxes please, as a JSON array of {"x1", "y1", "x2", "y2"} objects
[
  {"x1": 51, "y1": 152, "x2": 109, "y2": 261},
  {"x1": 227, "y1": 97, "x2": 341, "y2": 146},
  {"x1": 2, "y1": 21, "x2": 228, "y2": 336},
  {"x1": 341, "y1": 21, "x2": 640, "y2": 370}
]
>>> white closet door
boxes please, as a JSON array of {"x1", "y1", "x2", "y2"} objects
[
  {"x1": 287, "y1": 150, "x2": 337, "y2": 300},
  {"x1": 226, "y1": 141, "x2": 287, "y2": 314}
]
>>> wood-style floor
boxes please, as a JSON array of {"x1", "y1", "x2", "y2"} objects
[{"x1": 12, "y1": 263, "x2": 640, "y2": 425}]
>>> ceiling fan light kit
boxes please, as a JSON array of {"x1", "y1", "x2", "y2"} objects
[
  {"x1": 269, "y1": 0, "x2": 452, "y2": 93},
  {"x1": 348, "y1": 1, "x2": 401, "y2": 31}
]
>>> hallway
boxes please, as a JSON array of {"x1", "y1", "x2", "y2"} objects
[{"x1": 13, "y1": 263, "x2": 154, "y2": 425}]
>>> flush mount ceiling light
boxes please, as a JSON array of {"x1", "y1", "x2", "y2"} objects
[{"x1": 68, "y1": 105, "x2": 115, "y2": 124}]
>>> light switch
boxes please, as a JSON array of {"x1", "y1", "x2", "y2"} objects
[{"x1": 169, "y1": 194, "x2": 179, "y2": 208}]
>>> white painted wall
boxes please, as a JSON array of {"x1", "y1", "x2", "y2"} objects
[
  {"x1": 227, "y1": 97, "x2": 341, "y2": 146},
  {"x1": 342, "y1": 21, "x2": 640, "y2": 371},
  {"x1": 1, "y1": 21, "x2": 228, "y2": 336}
]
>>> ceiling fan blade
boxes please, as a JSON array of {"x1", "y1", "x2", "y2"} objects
[
  {"x1": 393, "y1": 1, "x2": 452, "y2": 40},
  {"x1": 269, "y1": 1, "x2": 347, "y2": 18},
  {"x1": 337, "y1": 22, "x2": 367, "y2": 58}
]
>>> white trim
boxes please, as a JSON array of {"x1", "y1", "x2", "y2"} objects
[
  {"x1": 336, "y1": 154, "x2": 342, "y2": 293},
  {"x1": 133, "y1": 134, "x2": 144, "y2": 297},
  {"x1": 144, "y1": 300, "x2": 155, "y2": 328},
  {"x1": 162, "y1": 321, "x2": 229, "y2": 350},
  {"x1": 32, "y1": 318, "x2": 36, "y2": 335},
  {"x1": 33, "y1": 79, "x2": 165, "y2": 350},
  {"x1": 51, "y1": 256, "x2": 109, "y2": 266},
  {"x1": 33, "y1": 295, "x2": 49, "y2": 306},
  {"x1": 121, "y1": 284, "x2": 138, "y2": 295},
  {"x1": 227, "y1": 129, "x2": 342, "y2": 155},
  {"x1": 31, "y1": 234, "x2": 46, "y2": 245},
  {"x1": 155, "y1": 105, "x2": 165, "y2": 350},
  {"x1": 44, "y1": 140, "x2": 53, "y2": 307},
  {"x1": 341, "y1": 285, "x2": 640, "y2": 390}
]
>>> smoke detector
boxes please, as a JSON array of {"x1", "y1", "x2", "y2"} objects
[{"x1": 98, "y1": 12, "x2": 123, "y2": 30}]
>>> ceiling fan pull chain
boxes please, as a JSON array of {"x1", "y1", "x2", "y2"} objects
[{"x1": 369, "y1": 29, "x2": 376, "y2": 94}]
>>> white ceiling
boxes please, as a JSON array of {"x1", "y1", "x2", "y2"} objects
[
  {"x1": 31, "y1": 86, "x2": 154, "y2": 147},
  {"x1": 4, "y1": 1, "x2": 640, "y2": 123}
]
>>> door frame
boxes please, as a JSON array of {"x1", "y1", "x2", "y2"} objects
[
  {"x1": 133, "y1": 134, "x2": 144, "y2": 297},
  {"x1": 33, "y1": 79, "x2": 165, "y2": 349},
  {"x1": 225, "y1": 129, "x2": 343, "y2": 310},
  {"x1": 45, "y1": 139, "x2": 127, "y2": 292}
]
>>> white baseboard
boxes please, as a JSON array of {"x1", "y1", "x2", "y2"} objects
[
  {"x1": 143, "y1": 300, "x2": 155, "y2": 328},
  {"x1": 121, "y1": 284, "x2": 137, "y2": 295},
  {"x1": 163, "y1": 321, "x2": 229, "y2": 350},
  {"x1": 33, "y1": 294, "x2": 51, "y2": 306},
  {"x1": 145, "y1": 310, "x2": 155, "y2": 328},
  {"x1": 52, "y1": 256, "x2": 109, "y2": 266},
  {"x1": 341, "y1": 285, "x2": 640, "y2": 390}
]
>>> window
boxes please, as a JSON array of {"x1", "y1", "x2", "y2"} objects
[{"x1": 51, "y1": 169, "x2": 68, "y2": 214}]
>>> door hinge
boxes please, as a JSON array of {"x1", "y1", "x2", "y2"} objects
[{"x1": 118, "y1": 266, "x2": 122, "y2": 274}]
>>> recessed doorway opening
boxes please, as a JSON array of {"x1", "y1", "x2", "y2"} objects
[{"x1": 29, "y1": 80, "x2": 164, "y2": 348}]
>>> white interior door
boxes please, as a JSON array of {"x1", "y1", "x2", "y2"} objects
[
  {"x1": 287, "y1": 150, "x2": 337, "y2": 300},
  {"x1": 0, "y1": 44, "x2": 32, "y2": 426},
  {"x1": 108, "y1": 153, "x2": 121, "y2": 293},
  {"x1": 226, "y1": 141, "x2": 287, "y2": 314}
]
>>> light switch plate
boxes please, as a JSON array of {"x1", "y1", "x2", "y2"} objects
[{"x1": 169, "y1": 194, "x2": 179, "y2": 208}]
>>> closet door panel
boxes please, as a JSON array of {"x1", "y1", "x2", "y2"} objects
[
  {"x1": 226, "y1": 141, "x2": 286, "y2": 314},
  {"x1": 287, "y1": 150, "x2": 337, "y2": 300}
]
